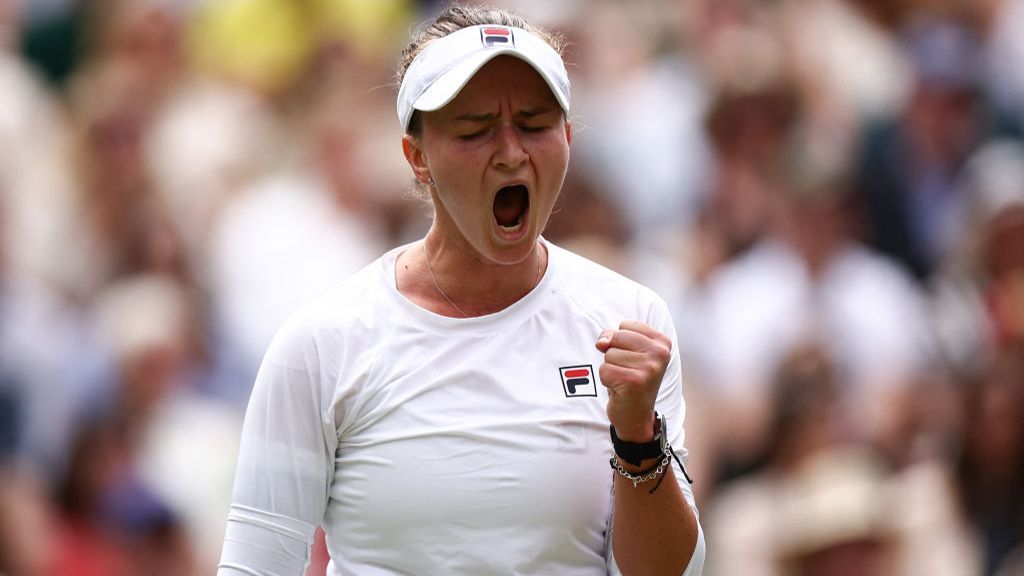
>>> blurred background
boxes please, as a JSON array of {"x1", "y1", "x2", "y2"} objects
[{"x1": 0, "y1": 0, "x2": 1023, "y2": 574}]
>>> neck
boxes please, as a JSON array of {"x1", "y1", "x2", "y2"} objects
[{"x1": 407, "y1": 233, "x2": 547, "y2": 318}]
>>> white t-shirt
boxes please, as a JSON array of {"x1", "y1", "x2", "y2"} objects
[
  {"x1": 218, "y1": 241, "x2": 703, "y2": 575},
  {"x1": 696, "y1": 240, "x2": 931, "y2": 438}
]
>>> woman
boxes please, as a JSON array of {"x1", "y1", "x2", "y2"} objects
[{"x1": 218, "y1": 5, "x2": 704, "y2": 575}]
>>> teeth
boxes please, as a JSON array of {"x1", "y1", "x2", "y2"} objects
[{"x1": 499, "y1": 221, "x2": 523, "y2": 232}]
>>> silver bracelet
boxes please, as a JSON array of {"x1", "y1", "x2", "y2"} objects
[{"x1": 610, "y1": 450, "x2": 672, "y2": 489}]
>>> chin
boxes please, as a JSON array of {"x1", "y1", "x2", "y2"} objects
[{"x1": 484, "y1": 235, "x2": 539, "y2": 264}]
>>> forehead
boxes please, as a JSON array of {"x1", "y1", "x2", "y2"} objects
[{"x1": 436, "y1": 56, "x2": 560, "y2": 117}]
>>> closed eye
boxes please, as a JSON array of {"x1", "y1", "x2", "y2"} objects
[{"x1": 458, "y1": 129, "x2": 489, "y2": 141}]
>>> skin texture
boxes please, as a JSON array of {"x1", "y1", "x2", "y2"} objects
[
  {"x1": 597, "y1": 321, "x2": 668, "y2": 441},
  {"x1": 400, "y1": 56, "x2": 568, "y2": 319},
  {"x1": 399, "y1": 54, "x2": 698, "y2": 575}
]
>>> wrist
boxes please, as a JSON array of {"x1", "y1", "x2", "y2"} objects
[
  {"x1": 609, "y1": 413, "x2": 657, "y2": 443},
  {"x1": 613, "y1": 456, "x2": 660, "y2": 473},
  {"x1": 610, "y1": 412, "x2": 665, "y2": 467},
  {"x1": 609, "y1": 413, "x2": 695, "y2": 492}
]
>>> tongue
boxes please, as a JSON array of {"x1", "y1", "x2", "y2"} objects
[{"x1": 493, "y1": 186, "x2": 527, "y2": 227}]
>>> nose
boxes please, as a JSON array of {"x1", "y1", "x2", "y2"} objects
[{"x1": 492, "y1": 124, "x2": 528, "y2": 171}]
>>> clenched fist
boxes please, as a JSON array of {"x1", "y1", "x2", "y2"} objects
[{"x1": 595, "y1": 320, "x2": 672, "y2": 442}]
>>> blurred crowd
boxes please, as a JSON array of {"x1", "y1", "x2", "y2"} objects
[{"x1": 0, "y1": 0, "x2": 1022, "y2": 574}]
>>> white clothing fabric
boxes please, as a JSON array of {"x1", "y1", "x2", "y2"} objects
[
  {"x1": 218, "y1": 241, "x2": 704, "y2": 575},
  {"x1": 137, "y1": 390, "x2": 243, "y2": 572},
  {"x1": 705, "y1": 447, "x2": 900, "y2": 576},
  {"x1": 695, "y1": 240, "x2": 932, "y2": 437},
  {"x1": 780, "y1": 0, "x2": 911, "y2": 121},
  {"x1": 574, "y1": 56, "x2": 711, "y2": 241},
  {"x1": 894, "y1": 460, "x2": 982, "y2": 576},
  {"x1": 0, "y1": 53, "x2": 82, "y2": 292},
  {"x1": 145, "y1": 79, "x2": 281, "y2": 262},
  {"x1": 206, "y1": 171, "x2": 386, "y2": 401}
]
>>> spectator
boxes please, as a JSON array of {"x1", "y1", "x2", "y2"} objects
[
  {"x1": 91, "y1": 274, "x2": 239, "y2": 572},
  {"x1": 2, "y1": 0, "x2": 1022, "y2": 573},
  {"x1": 706, "y1": 344, "x2": 900, "y2": 576},
  {"x1": 697, "y1": 130, "x2": 932, "y2": 480},
  {"x1": 932, "y1": 138, "x2": 1024, "y2": 377},
  {"x1": 853, "y1": 16, "x2": 1016, "y2": 281},
  {"x1": 204, "y1": 75, "x2": 394, "y2": 402},
  {"x1": 897, "y1": 347, "x2": 1024, "y2": 575},
  {"x1": 572, "y1": 0, "x2": 711, "y2": 244}
]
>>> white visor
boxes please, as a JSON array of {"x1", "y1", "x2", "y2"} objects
[{"x1": 397, "y1": 24, "x2": 570, "y2": 130}]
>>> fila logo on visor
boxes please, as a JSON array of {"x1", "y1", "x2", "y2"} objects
[
  {"x1": 560, "y1": 365, "x2": 597, "y2": 398},
  {"x1": 481, "y1": 27, "x2": 515, "y2": 47}
]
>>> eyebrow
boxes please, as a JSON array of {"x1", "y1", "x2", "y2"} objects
[{"x1": 454, "y1": 107, "x2": 556, "y2": 122}]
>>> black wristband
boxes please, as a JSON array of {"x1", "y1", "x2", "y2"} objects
[{"x1": 609, "y1": 412, "x2": 666, "y2": 467}]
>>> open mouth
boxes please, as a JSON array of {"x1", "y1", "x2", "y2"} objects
[{"x1": 493, "y1": 185, "x2": 529, "y2": 232}]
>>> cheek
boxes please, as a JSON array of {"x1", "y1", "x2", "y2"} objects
[
  {"x1": 432, "y1": 142, "x2": 488, "y2": 179},
  {"x1": 429, "y1": 157, "x2": 487, "y2": 224},
  {"x1": 533, "y1": 138, "x2": 570, "y2": 179}
]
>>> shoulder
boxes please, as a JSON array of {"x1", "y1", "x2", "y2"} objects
[
  {"x1": 262, "y1": 253, "x2": 392, "y2": 366},
  {"x1": 546, "y1": 241, "x2": 672, "y2": 324}
]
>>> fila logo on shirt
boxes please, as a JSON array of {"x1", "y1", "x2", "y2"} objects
[
  {"x1": 480, "y1": 26, "x2": 514, "y2": 48},
  {"x1": 559, "y1": 365, "x2": 597, "y2": 398}
]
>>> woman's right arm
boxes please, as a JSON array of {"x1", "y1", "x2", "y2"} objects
[{"x1": 218, "y1": 318, "x2": 336, "y2": 575}]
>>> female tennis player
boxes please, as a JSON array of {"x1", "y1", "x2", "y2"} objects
[{"x1": 218, "y1": 4, "x2": 704, "y2": 574}]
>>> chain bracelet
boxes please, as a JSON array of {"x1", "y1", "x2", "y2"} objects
[{"x1": 610, "y1": 450, "x2": 672, "y2": 488}]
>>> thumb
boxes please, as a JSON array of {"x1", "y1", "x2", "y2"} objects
[{"x1": 595, "y1": 329, "x2": 615, "y2": 353}]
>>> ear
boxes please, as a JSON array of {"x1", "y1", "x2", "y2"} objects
[
  {"x1": 564, "y1": 117, "x2": 572, "y2": 145},
  {"x1": 402, "y1": 134, "x2": 432, "y2": 184}
]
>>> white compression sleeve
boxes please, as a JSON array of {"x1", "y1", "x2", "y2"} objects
[
  {"x1": 219, "y1": 505, "x2": 318, "y2": 575},
  {"x1": 218, "y1": 316, "x2": 336, "y2": 575}
]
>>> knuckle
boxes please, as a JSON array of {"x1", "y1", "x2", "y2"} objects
[
  {"x1": 659, "y1": 333, "x2": 673, "y2": 351},
  {"x1": 653, "y1": 343, "x2": 671, "y2": 365},
  {"x1": 645, "y1": 361, "x2": 664, "y2": 380}
]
